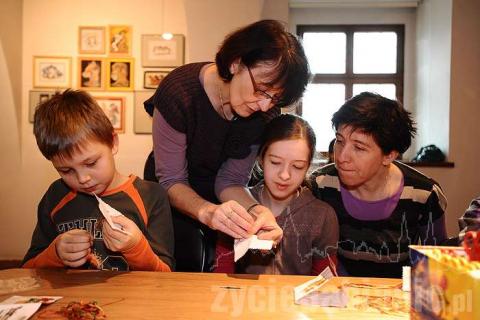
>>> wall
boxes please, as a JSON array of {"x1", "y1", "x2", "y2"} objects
[
  {"x1": 416, "y1": 0, "x2": 480, "y2": 237},
  {"x1": 415, "y1": 0, "x2": 451, "y2": 155},
  {"x1": 0, "y1": 0, "x2": 288, "y2": 260},
  {"x1": 0, "y1": 0, "x2": 24, "y2": 259}
]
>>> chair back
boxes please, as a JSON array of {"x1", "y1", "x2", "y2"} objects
[{"x1": 144, "y1": 151, "x2": 216, "y2": 272}]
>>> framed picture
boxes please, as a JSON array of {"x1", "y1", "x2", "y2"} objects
[
  {"x1": 78, "y1": 57, "x2": 104, "y2": 90},
  {"x1": 94, "y1": 97, "x2": 125, "y2": 133},
  {"x1": 134, "y1": 90, "x2": 154, "y2": 134},
  {"x1": 108, "y1": 25, "x2": 132, "y2": 55},
  {"x1": 143, "y1": 70, "x2": 170, "y2": 89},
  {"x1": 141, "y1": 34, "x2": 184, "y2": 67},
  {"x1": 78, "y1": 26, "x2": 105, "y2": 54},
  {"x1": 33, "y1": 56, "x2": 71, "y2": 88},
  {"x1": 28, "y1": 90, "x2": 57, "y2": 123},
  {"x1": 106, "y1": 58, "x2": 134, "y2": 91}
]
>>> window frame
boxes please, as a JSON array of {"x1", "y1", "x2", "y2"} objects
[{"x1": 297, "y1": 24, "x2": 405, "y2": 112}]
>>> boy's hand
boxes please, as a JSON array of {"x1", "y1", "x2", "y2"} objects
[
  {"x1": 102, "y1": 215, "x2": 142, "y2": 252},
  {"x1": 55, "y1": 229, "x2": 93, "y2": 268}
]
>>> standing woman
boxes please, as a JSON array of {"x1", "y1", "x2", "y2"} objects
[
  {"x1": 144, "y1": 20, "x2": 310, "y2": 270},
  {"x1": 310, "y1": 92, "x2": 447, "y2": 278}
]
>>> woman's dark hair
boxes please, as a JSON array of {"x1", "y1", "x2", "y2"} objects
[
  {"x1": 332, "y1": 92, "x2": 416, "y2": 154},
  {"x1": 259, "y1": 114, "x2": 316, "y2": 164},
  {"x1": 215, "y1": 19, "x2": 310, "y2": 108}
]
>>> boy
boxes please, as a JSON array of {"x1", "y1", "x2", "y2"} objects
[{"x1": 22, "y1": 90, "x2": 173, "y2": 271}]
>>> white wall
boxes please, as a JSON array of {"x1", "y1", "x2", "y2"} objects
[
  {"x1": 0, "y1": 0, "x2": 288, "y2": 260},
  {"x1": 415, "y1": 0, "x2": 452, "y2": 155}
]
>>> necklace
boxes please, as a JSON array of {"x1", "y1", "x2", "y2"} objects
[
  {"x1": 217, "y1": 85, "x2": 229, "y2": 120},
  {"x1": 217, "y1": 85, "x2": 238, "y2": 121}
]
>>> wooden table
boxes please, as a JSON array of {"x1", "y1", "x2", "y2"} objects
[{"x1": 0, "y1": 269, "x2": 409, "y2": 319}]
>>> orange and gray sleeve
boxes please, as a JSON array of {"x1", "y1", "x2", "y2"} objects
[
  {"x1": 123, "y1": 236, "x2": 171, "y2": 272},
  {"x1": 23, "y1": 237, "x2": 64, "y2": 268}
]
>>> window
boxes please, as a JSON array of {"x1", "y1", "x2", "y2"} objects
[{"x1": 297, "y1": 25, "x2": 404, "y2": 151}]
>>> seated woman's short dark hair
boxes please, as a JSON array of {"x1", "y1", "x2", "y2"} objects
[
  {"x1": 215, "y1": 19, "x2": 310, "y2": 108},
  {"x1": 332, "y1": 91, "x2": 416, "y2": 154}
]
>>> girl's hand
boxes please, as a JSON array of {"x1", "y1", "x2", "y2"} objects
[
  {"x1": 55, "y1": 229, "x2": 93, "y2": 268},
  {"x1": 202, "y1": 200, "x2": 255, "y2": 239},
  {"x1": 249, "y1": 204, "x2": 283, "y2": 245},
  {"x1": 102, "y1": 215, "x2": 142, "y2": 252}
]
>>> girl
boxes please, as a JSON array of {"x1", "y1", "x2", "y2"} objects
[{"x1": 214, "y1": 114, "x2": 339, "y2": 275}]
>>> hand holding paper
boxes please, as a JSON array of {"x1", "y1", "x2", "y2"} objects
[
  {"x1": 93, "y1": 194, "x2": 130, "y2": 235},
  {"x1": 102, "y1": 215, "x2": 142, "y2": 252},
  {"x1": 233, "y1": 235, "x2": 274, "y2": 262}
]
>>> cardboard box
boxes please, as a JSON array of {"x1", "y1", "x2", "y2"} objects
[{"x1": 410, "y1": 245, "x2": 480, "y2": 320}]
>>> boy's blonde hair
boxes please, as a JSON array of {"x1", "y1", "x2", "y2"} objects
[{"x1": 33, "y1": 89, "x2": 114, "y2": 160}]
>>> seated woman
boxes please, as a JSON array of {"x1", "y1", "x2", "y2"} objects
[
  {"x1": 310, "y1": 92, "x2": 447, "y2": 278},
  {"x1": 459, "y1": 196, "x2": 480, "y2": 241},
  {"x1": 214, "y1": 114, "x2": 339, "y2": 275}
]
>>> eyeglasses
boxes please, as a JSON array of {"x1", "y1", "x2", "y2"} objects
[{"x1": 246, "y1": 65, "x2": 280, "y2": 104}]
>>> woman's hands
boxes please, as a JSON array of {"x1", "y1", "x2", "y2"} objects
[
  {"x1": 249, "y1": 204, "x2": 283, "y2": 245},
  {"x1": 55, "y1": 229, "x2": 93, "y2": 268},
  {"x1": 200, "y1": 201, "x2": 283, "y2": 244},
  {"x1": 102, "y1": 215, "x2": 142, "y2": 252}
]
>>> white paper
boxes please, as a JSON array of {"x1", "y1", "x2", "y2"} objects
[
  {"x1": 0, "y1": 303, "x2": 41, "y2": 320},
  {"x1": 1, "y1": 295, "x2": 62, "y2": 305},
  {"x1": 293, "y1": 267, "x2": 348, "y2": 307},
  {"x1": 233, "y1": 235, "x2": 274, "y2": 262},
  {"x1": 402, "y1": 266, "x2": 411, "y2": 291},
  {"x1": 93, "y1": 194, "x2": 130, "y2": 235}
]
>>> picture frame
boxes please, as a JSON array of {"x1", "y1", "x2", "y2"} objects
[
  {"x1": 94, "y1": 96, "x2": 125, "y2": 133},
  {"x1": 143, "y1": 70, "x2": 170, "y2": 89},
  {"x1": 28, "y1": 90, "x2": 58, "y2": 123},
  {"x1": 78, "y1": 26, "x2": 106, "y2": 54},
  {"x1": 78, "y1": 57, "x2": 105, "y2": 90},
  {"x1": 106, "y1": 58, "x2": 134, "y2": 91},
  {"x1": 108, "y1": 25, "x2": 132, "y2": 56},
  {"x1": 141, "y1": 34, "x2": 184, "y2": 67},
  {"x1": 33, "y1": 56, "x2": 71, "y2": 89},
  {"x1": 134, "y1": 90, "x2": 154, "y2": 134}
]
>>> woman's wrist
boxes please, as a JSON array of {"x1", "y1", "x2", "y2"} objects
[{"x1": 197, "y1": 201, "x2": 216, "y2": 227}]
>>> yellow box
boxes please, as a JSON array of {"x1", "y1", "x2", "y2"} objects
[{"x1": 410, "y1": 245, "x2": 480, "y2": 320}]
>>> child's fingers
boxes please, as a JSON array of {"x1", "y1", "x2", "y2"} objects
[
  {"x1": 62, "y1": 229, "x2": 92, "y2": 243},
  {"x1": 102, "y1": 221, "x2": 125, "y2": 242},
  {"x1": 64, "y1": 254, "x2": 90, "y2": 268},
  {"x1": 63, "y1": 241, "x2": 92, "y2": 253},
  {"x1": 257, "y1": 228, "x2": 283, "y2": 245}
]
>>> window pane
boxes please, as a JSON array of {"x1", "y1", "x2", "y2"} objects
[
  {"x1": 353, "y1": 32, "x2": 397, "y2": 74},
  {"x1": 303, "y1": 32, "x2": 346, "y2": 74},
  {"x1": 302, "y1": 84, "x2": 345, "y2": 151},
  {"x1": 352, "y1": 84, "x2": 396, "y2": 100}
]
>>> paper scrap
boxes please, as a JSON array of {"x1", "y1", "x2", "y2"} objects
[
  {"x1": 402, "y1": 266, "x2": 411, "y2": 291},
  {"x1": 93, "y1": 194, "x2": 130, "y2": 235},
  {"x1": 1, "y1": 296, "x2": 62, "y2": 305},
  {"x1": 0, "y1": 303, "x2": 41, "y2": 320},
  {"x1": 294, "y1": 267, "x2": 348, "y2": 307},
  {"x1": 0, "y1": 277, "x2": 40, "y2": 295},
  {"x1": 234, "y1": 235, "x2": 274, "y2": 262}
]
